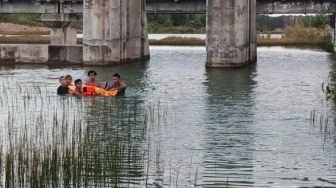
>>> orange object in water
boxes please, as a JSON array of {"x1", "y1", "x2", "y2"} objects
[
  {"x1": 95, "y1": 88, "x2": 119, "y2": 97},
  {"x1": 67, "y1": 85, "x2": 118, "y2": 97},
  {"x1": 82, "y1": 86, "x2": 96, "y2": 96}
]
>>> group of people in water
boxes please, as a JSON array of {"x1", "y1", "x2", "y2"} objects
[{"x1": 57, "y1": 70, "x2": 126, "y2": 97}]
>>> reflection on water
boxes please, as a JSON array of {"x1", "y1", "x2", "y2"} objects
[
  {"x1": 202, "y1": 66, "x2": 257, "y2": 187},
  {"x1": 0, "y1": 46, "x2": 335, "y2": 187}
]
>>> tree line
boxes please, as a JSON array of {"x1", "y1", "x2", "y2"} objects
[
  {"x1": 0, "y1": 13, "x2": 331, "y2": 33},
  {"x1": 147, "y1": 14, "x2": 331, "y2": 33}
]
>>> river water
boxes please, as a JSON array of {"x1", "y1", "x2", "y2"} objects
[
  {"x1": 0, "y1": 33, "x2": 283, "y2": 40},
  {"x1": 148, "y1": 34, "x2": 283, "y2": 40},
  {"x1": 0, "y1": 46, "x2": 335, "y2": 187}
]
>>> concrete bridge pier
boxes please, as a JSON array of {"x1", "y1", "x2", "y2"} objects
[
  {"x1": 206, "y1": 0, "x2": 257, "y2": 68},
  {"x1": 331, "y1": 14, "x2": 336, "y2": 52},
  {"x1": 50, "y1": 27, "x2": 77, "y2": 45},
  {"x1": 83, "y1": 0, "x2": 149, "y2": 65},
  {"x1": 41, "y1": 14, "x2": 80, "y2": 45}
]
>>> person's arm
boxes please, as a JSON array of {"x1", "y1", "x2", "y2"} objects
[
  {"x1": 110, "y1": 82, "x2": 126, "y2": 91},
  {"x1": 98, "y1": 82, "x2": 106, "y2": 89},
  {"x1": 119, "y1": 82, "x2": 127, "y2": 90},
  {"x1": 57, "y1": 87, "x2": 61, "y2": 95},
  {"x1": 104, "y1": 82, "x2": 109, "y2": 90}
]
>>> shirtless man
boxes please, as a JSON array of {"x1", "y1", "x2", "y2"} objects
[{"x1": 86, "y1": 70, "x2": 103, "y2": 88}]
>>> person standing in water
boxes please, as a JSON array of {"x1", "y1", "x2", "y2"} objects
[
  {"x1": 57, "y1": 76, "x2": 69, "y2": 95},
  {"x1": 65, "y1": 75, "x2": 76, "y2": 94},
  {"x1": 85, "y1": 70, "x2": 103, "y2": 88},
  {"x1": 73, "y1": 79, "x2": 97, "y2": 96},
  {"x1": 106, "y1": 73, "x2": 127, "y2": 96},
  {"x1": 73, "y1": 79, "x2": 83, "y2": 96},
  {"x1": 65, "y1": 75, "x2": 73, "y2": 86}
]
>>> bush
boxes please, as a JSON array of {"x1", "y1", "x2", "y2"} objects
[{"x1": 284, "y1": 22, "x2": 330, "y2": 42}]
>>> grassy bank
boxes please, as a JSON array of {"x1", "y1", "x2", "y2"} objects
[
  {"x1": 0, "y1": 35, "x2": 332, "y2": 50},
  {"x1": 149, "y1": 26, "x2": 205, "y2": 34},
  {"x1": 149, "y1": 37, "x2": 204, "y2": 46},
  {"x1": 0, "y1": 36, "x2": 49, "y2": 44},
  {"x1": 0, "y1": 31, "x2": 49, "y2": 35},
  {"x1": 258, "y1": 39, "x2": 333, "y2": 50},
  {"x1": 0, "y1": 23, "x2": 50, "y2": 35},
  {"x1": 149, "y1": 24, "x2": 334, "y2": 52},
  {"x1": 149, "y1": 36, "x2": 333, "y2": 49},
  {"x1": 0, "y1": 23, "x2": 333, "y2": 52},
  {"x1": 0, "y1": 14, "x2": 44, "y2": 27}
]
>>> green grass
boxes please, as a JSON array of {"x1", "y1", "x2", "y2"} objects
[
  {"x1": 0, "y1": 14, "x2": 45, "y2": 27},
  {"x1": 149, "y1": 37, "x2": 204, "y2": 46},
  {"x1": 148, "y1": 26, "x2": 205, "y2": 34}
]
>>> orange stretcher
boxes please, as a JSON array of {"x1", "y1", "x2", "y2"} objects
[{"x1": 68, "y1": 85, "x2": 118, "y2": 97}]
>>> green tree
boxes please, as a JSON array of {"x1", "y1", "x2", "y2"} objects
[{"x1": 309, "y1": 15, "x2": 329, "y2": 28}]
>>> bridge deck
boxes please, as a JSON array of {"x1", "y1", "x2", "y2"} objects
[{"x1": 0, "y1": 0, "x2": 335, "y2": 14}]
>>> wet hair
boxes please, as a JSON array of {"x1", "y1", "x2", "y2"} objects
[
  {"x1": 113, "y1": 73, "x2": 121, "y2": 79},
  {"x1": 75, "y1": 79, "x2": 82, "y2": 85},
  {"x1": 59, "y1": 76, "x2": 65, "y2": 81},
  {"x1": 65, "y1": 75, "x2": 72, "y2": 80},
  {"x1": 88, "y1": 70, "x2": 97, "y2": 76}
]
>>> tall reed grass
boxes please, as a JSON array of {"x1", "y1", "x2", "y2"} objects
[
  {"x1": 0, "y1": 80, "x2": 199, "y2": 187},
  {"x1": 283, "y1": 22, "x2": 333, "y2": 52}
]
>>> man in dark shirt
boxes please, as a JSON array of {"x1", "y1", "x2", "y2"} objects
[
  {"x1": 57, "y1": 76, "x2": 69, "y2": 95},
  {"x1": 105, "y1": 73, "x2": 127, "y2": 96}
]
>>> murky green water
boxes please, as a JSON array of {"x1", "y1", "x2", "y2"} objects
[{"x1": 0, "y1": 46, "x2": 336, "y2": 187}]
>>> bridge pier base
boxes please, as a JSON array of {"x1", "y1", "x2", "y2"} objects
[
  {"x1": 206, "y1": 0, "x2": 257, "y2": 68},
  {"x1": 83, "y1": 0, "x2": 149, "y2": 65}
]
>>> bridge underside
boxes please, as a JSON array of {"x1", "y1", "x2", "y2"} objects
[
  {"x1": 0, "y1": 0, "x2": 335, "y2": 67},
  {"x1": 0, "y1": 0, "x2": 335, "y2": 14}
]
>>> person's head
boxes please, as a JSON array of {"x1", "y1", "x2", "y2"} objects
[
  {"x1": 112, "y1": 73, "x2": 121, "y2": 84},
  {"x1": 59, "y1": 76, "x2": 67, "y2": 86},
  {"x1": 65, "y1": 75, "x2": 73, "y2": 86},
  {"x1": 88, "y1": 70, "x2": 97, "y2": 81},
  {"x1": 74, "y1": 79, "x2": 83, "y2": 90}
]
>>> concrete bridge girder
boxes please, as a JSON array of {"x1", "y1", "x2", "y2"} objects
[{"x1": 1, "y1": 0, "x2": 336, "y2": 14}]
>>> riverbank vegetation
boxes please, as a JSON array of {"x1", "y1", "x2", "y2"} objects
[
  {"x1": 147, "y1": 14, "x2": 330, "y2": 34},
  {"x1": 149, "y1": 15, "x2": 333, "y2": 50},
  {"x1": 0, "y1": 14, "x2": 43, "y2": 27},
  {"x1": 149, "y1": 25, "x2": 332, "y2": 50},
  {"x1": 147, "y1": 14, "x2": 206, "y2": 33},
  {"x1": 0, "y1": 14, "x2": 330, "y2": 34},
  {"x1": 149, "y1": 37, "x2": 204, "y2": 46},
  {"x1": 0, "y1": 35, "x2": 49, "y2": 44},
  {"x1": 0, "y1": 82, "x2": 182, "y2": 187},
  {"x1": 258, "y1": 18, "x2": 333, "y2": 51}
]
